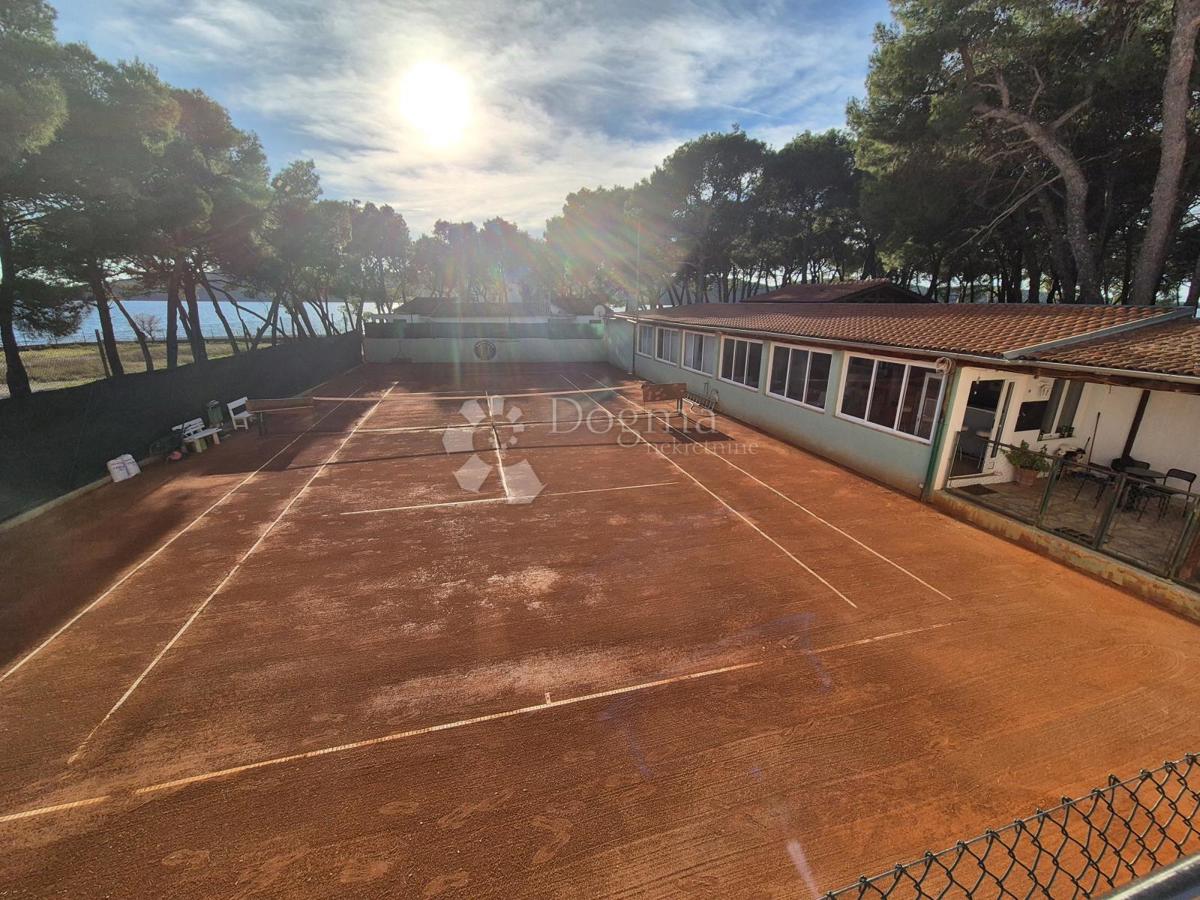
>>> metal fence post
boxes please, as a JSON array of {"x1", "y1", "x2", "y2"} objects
[
  {"x1": 1093, "y1": 472, "x2": 1126, "y2": 550},
  {"x1": 94, "y1": 329, "x2": 111, "y2": 379},
  {"x1": 1034, "y1": 457, "x2": 1061, "y2": 527},
  {"x1": 1166, "y1": 502, "x2": 1200, "y2": 583}
]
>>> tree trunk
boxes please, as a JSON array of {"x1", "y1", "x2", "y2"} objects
[
  {"x1": 182, "y1": 272, "x2": 208, "y2": 363},
  {"x1": 198, "y1": 273, "x2": 240, "y2": 353},
  {"x1": 0, "y1": 209, "x2": 31, "y2": 398},
  {"x1": 87, "y1": 266, "x2": 125, "y2": 377},
  {"x1": 978, "y1": 104, "x2": 1102, "y2": 301},
  {"x1": 112, "y1": 298, "x2": 154, "y2": 371},
  {"x1": 1036, "y1": 192, "x2": 1079, "y2": 304},
  {"x1": 166, "y1": 257, "x2": 183, "y2": 369},
  {"x1": 1186, "y1": 245, "x2": 1200, "y2": 308},
  {"x1": 251, "y1": 295, "x2": 283, "y2": 350},
  {"x1": 1130, "y1": 0, "x2": 1200, "y2": 305}
]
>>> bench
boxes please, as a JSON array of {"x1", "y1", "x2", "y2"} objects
[
  {"x1": 227, "y1": 396, "x2": 254, "y2": 431},
  {"x1": 684, "y1": 390, "x2": 717, "y2": 412},
  {"x1": 174, "y1": 418, "x2": 222, "y2": 453}
]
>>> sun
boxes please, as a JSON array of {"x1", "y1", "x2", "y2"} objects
[{"x1": 397, "y1": 62, "x2": 471, "y2": 148}]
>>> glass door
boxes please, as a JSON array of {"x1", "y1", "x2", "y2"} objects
[{"x1": 953, "y1": 378, "x2": 1013, "y2": 477}]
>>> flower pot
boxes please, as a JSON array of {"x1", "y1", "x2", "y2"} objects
[{"x1": 1013, "y1": 467, "x2": 1040, "y2": 487}]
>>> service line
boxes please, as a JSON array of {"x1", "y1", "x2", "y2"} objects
[
  {"x1": 0, "y1": 379, "x2": 371, "y2": 686},
  {"x1": 561, "y1": 376, "x2": 858, "y2": 609},
  {"x1": 67, "y1": 383, "x2": 399, "y2": 764},
  {"x1": 0, "y1": 621, "x2": 951, "y2": 826},
  {"x1": 339, "y1": 481, "x2": 679, "y2": 517},
  {"x1": 584, "y1": 373, "x2": 959, "y2": 605}
]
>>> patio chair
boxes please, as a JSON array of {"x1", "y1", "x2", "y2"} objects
[
  {"x1": 1071, "y1": 465, "x2": 1115, "y2": 506},
  {"x1": 1140, "y1": 467, "x2": 1197, "y2": 520}
]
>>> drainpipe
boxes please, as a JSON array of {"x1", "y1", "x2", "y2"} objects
[{"x1": 920, "y1": 359, "x2": 957, "y2": 502}]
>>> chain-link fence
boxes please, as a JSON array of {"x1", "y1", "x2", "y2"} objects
[{"x1": 826, "y1": 754, "x2": 1200, "y2": 898}]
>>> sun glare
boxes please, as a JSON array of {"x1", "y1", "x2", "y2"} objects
[{"x1": 398, "y1": 61, "x2": 471, "y2": 148}]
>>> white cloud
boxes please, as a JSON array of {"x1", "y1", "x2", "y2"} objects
[{"x1": 89, "y1": 0, "x2": 878, "y2": 233}]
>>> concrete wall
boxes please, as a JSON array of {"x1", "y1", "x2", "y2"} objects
[
  {"x1": 365, "y1": 337, "x2": 607, "y2": 364},
  {"x1": 605, "y1": 318, "x2": 935, "y2": 495}
]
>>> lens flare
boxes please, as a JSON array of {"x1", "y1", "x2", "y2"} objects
[{"x1": 397, "y1": 61, "x2": 471, "y2": 148}]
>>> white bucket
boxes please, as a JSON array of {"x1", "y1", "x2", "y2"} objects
[
  {"x1": 107, "y1": 454, "x2": 141, "y2": 483},
  {"x1": 119, "y1": 454, "x2": 141, "y2": 477},
  {"x1": 107, "y1": 457, "x2": 132, "y2": 482}
]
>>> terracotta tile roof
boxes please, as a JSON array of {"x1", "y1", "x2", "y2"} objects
[
  {"x1": 631, "y1": 303, "x2": 1179, "y2": 359},
  {"x1": 749, "y1": 279, "x2": 930, "y2": 304},
  {"x1": 1030, "y1": 317, "x2": 1200, "y2": 378}
]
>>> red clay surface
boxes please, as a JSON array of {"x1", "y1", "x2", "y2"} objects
[{"x1": 1, "y1": 361, "x2": 1198, "y2": 898}]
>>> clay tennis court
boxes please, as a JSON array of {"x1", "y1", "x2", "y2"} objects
[{"x1": 1, "y1": 361, "x2": 1198, "y2": 898}]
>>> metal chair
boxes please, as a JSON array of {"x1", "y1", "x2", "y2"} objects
[{"x1": 1143, "y1": 468, "x2": 1198, "y2": 520}]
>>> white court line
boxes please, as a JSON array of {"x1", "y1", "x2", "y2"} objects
[
  {"x1": 352, "y1": 413, "x2": 668, "y2": 436},
  {"x1": 339, "y1": 481, "x2": 679, "y2": 516},
  {"x1": 310, "y1": 385, "x2": 638, "y2": 403},
  {"x1": 0, "y1": 379, "x2": 371, "y2": 687},
  {"x1": 561, "y1": 376, "x2": 858, "y2": 609},
  {"x1": 0, "y1": 621, "x2": 951, "y2": 826},
  {"x1": 67, "y1": 383, "x2": 399, "y2": 763},
  {"x1": 584, "y1": 374, "x2": 959, "y2": 605},
  {"x1": 485, "y1": 391, "x2": 513, "y2": 502}
]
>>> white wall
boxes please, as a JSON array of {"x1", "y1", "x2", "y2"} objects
[{"x1": 934, "y1": 367, "x2": 1200, "y2": 488}]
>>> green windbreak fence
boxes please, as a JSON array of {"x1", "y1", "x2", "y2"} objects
[
  {"x1": 0, "y1": 333, "x2": 361, "y2": 521},
  {"x1": 364, "y1": 320, "x2": 604, "y2": 339}
]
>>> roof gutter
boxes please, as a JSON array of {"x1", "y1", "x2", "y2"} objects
[{"x1": 609, "y1": 312, "x2": 1200, "y2": 389}]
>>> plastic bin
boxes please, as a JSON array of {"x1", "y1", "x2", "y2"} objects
[{"x1": 205, "y1": 400, "x2": 224, "y2": 428}]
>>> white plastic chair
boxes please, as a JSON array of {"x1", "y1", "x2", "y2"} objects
[{"x1": 228, "y1": 396, "x2": 253, "y2": 431}]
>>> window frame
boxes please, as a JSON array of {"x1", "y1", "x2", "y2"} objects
[
  {"x1": 636, "y1": 323, "x2": 655, "y2": 358},
  {"x1": 835, "y1": 352, "x2": 945, "y2": 444},
  {"x1": 654, "y1": 326, "x2": 681, "y2": 365},
  {"x1": 718, "y1": 335, "x2": 765, "y2": 390},
  {"x1": 1038, "y1": 379, "x2": 1084, "y2": 439},
  {"x1": 681, "y1": 330, "x2": 718, "y2": 376},
  {"x1": 765, "y1": 342, "x2": 833, "y2": 411}
]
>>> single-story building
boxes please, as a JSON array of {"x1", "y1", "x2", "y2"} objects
[
  {"x1": 606, "y1": 302, "x2": 1200, "y2": 606},
  {"x1": 364, "y1": 296, "x2": 608, "y2": 364}
]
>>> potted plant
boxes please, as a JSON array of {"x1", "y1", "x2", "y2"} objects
[{"x1": 1003, "y1": 441, "x2": 1052, "y2": 486}]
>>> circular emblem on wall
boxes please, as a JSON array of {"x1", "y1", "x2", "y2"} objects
[{"x1": 474, "y1": 339, "x2": 497, "y2": 361}]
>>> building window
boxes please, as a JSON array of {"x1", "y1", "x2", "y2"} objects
[
  {"x1": 655, "y1": 327, "x2": 681, "y2": 365},
  {"x1": 838, "y1": 355, "x2": 943, "y2": 441},
  {"x1": 682, "y1": 331, "x2": 717, "y2": 375},
  {"x1": 767, "y1": 344, "x2": 833, "y2": 410},
  {"x1": 719, "y1": 337, "x2": 763, "y2": 389},
  {"x1": 636, "y1": 324, "x2": 654, "y2": 357},
  {"x1": 1040, "y1": 379, "x2": 1084, "y2": 437}
]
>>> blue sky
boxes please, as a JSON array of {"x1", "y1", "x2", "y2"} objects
[{"x1": 51, "y1": 0, "x2": 891, "y2": 234}]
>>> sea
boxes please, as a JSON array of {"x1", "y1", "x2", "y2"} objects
[{"x1": 18, "y1": 294, "x2": 370, "y2": 345}]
